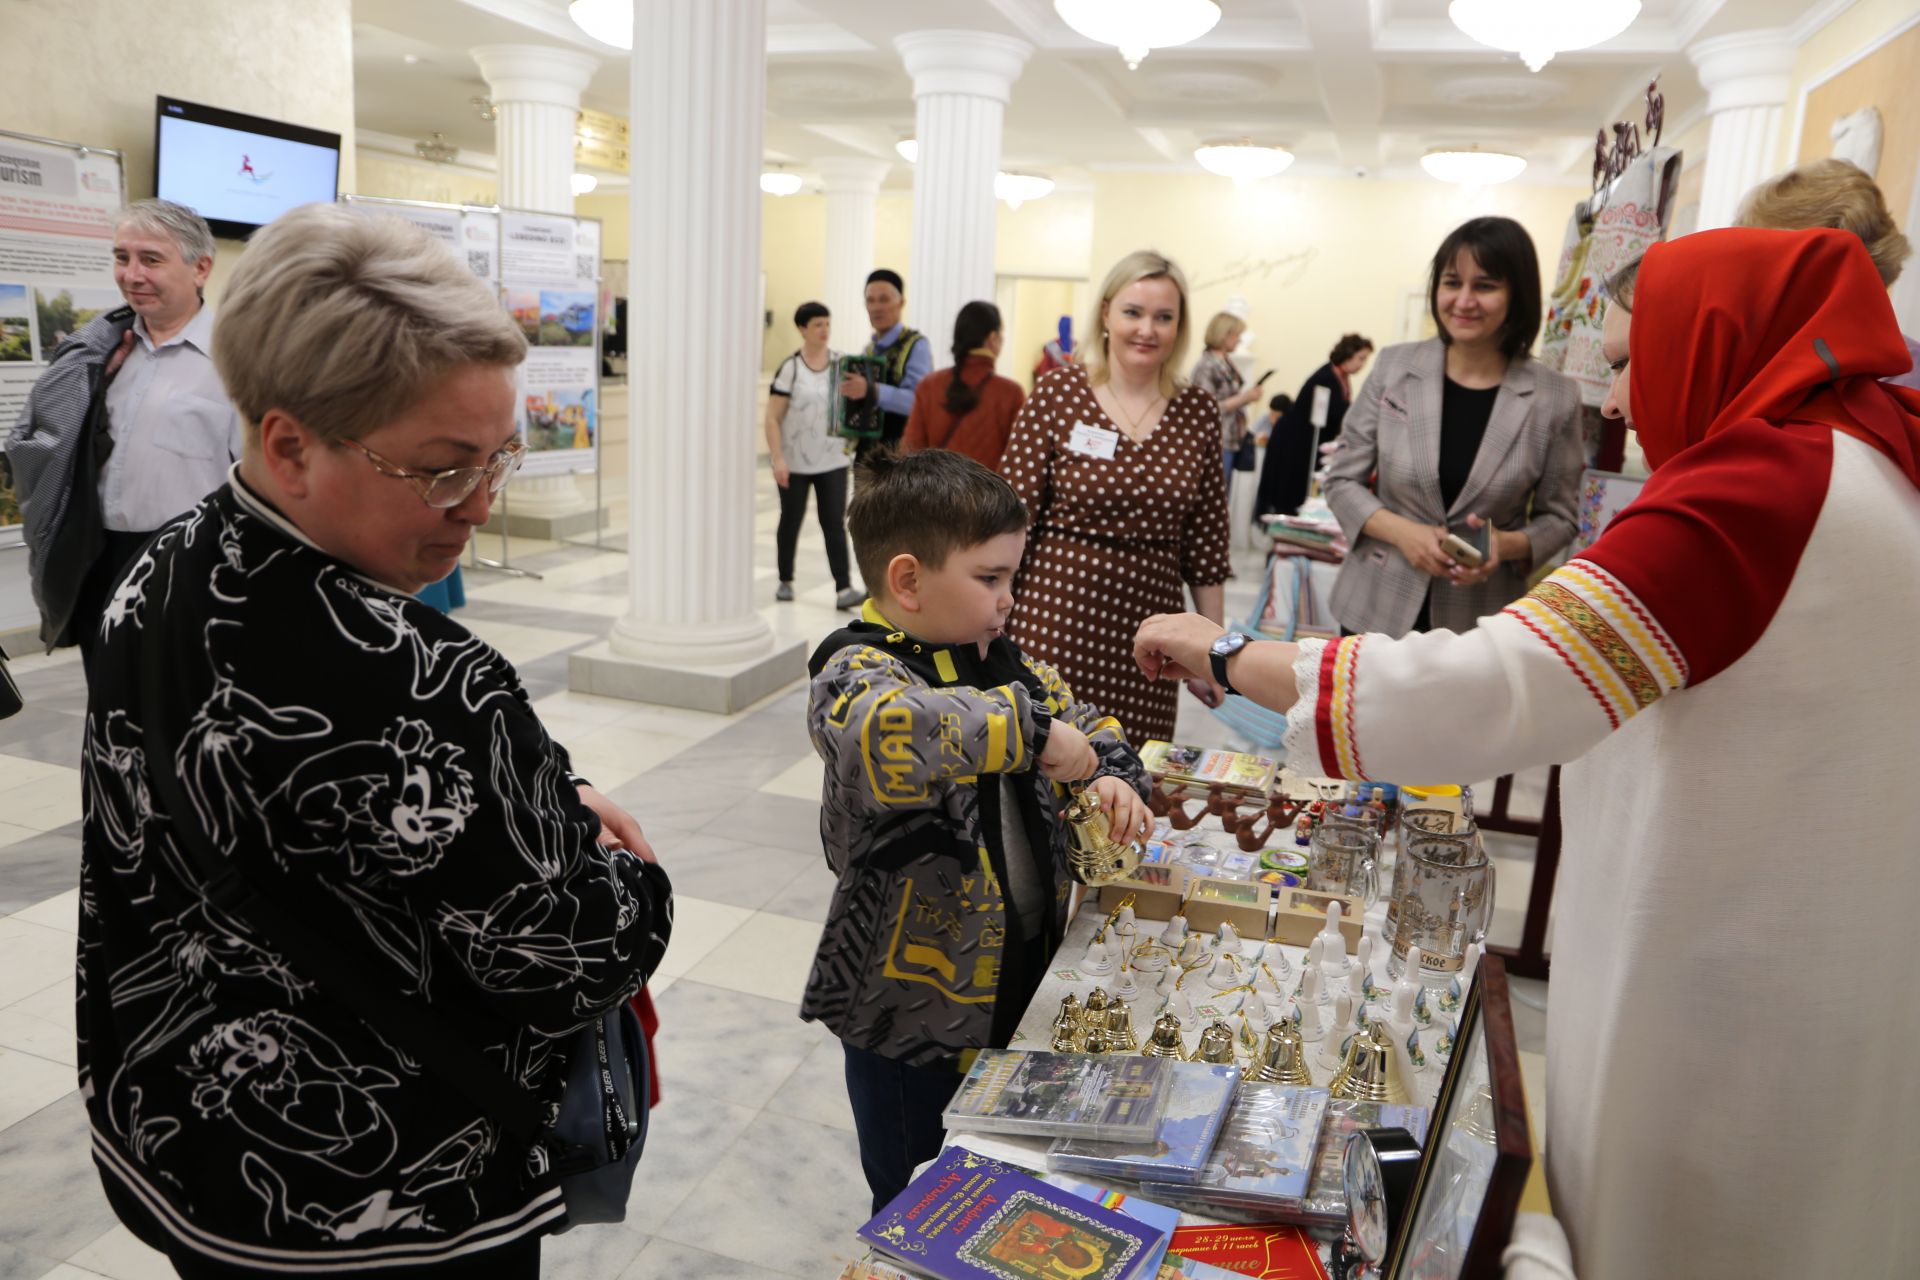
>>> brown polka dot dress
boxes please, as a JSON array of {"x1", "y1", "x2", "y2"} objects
[{"x1": 1001, "y1": 365, "x2": 1233, "y2": 747}]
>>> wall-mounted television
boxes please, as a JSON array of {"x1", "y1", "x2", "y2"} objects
[{"x1": 154, "y1": 96, "x2": 340, "y2": 240}]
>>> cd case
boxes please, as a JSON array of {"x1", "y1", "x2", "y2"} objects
[
  {"x1": 1140, "y1": 1083, "x2": 1330, "y2": 1212},
  {"x1": 1294, "y1": 1098, "x2": 1432, "y2": 1227},
  {"x1": 943, "y1": 1050, "x2": 1172, "y2": 1142},
  {"x1": 1047, "y1": 1062, "x2": 1240, "y2": 1186}
]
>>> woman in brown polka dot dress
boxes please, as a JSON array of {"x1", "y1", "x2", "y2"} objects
[{"x1": 1001, "y1": 250, "x2": 1232, "y2": 747}]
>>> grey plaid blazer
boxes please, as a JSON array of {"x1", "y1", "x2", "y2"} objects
[{"x1": 1323, "y1": 338, "x2": 1584, "y2": 636}]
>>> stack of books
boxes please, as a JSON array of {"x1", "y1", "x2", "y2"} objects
[{"x1": 1263, "y1": 514, "x2": 1347, "y2": 563}]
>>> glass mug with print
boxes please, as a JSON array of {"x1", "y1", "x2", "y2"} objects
[
  {"x1": 1306, "y1": 822, "x2": 1379, "y2": 907},
  {"x1": 1384, "y1": 809, "x2": 1475, "y2": 944},
  {"x1": 1387, "y1": 832, "x2": 1495, "y2": 981}
]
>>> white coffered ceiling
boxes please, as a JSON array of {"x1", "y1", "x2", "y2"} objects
[{"x1": 351, "y1": 0, "x2": 1838, "y2": 187}]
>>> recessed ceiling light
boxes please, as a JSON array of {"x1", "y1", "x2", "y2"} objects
[
  {"x1": 760, "y1": 169, "x2": 804, "y2": 197},
  {"x1": 403, "y1": 53, "x2": 420, "y2": 64},
  {"x1": 896, "y1": 139, "x2": 918, "y2": 164}
]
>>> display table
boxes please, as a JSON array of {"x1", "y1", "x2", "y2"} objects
[{"x1": 927, "y1": 804, "x2": 1570, "y2": 1279}]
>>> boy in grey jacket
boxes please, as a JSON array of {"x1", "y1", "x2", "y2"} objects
[{"x1": 803, "y1": 449, "x2": 1151, "y2": 1211}]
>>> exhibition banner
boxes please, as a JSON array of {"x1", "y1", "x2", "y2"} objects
[
  {"x1": 0, "y1": 131, "x2": 126, "y2": 539},
  {"x1": 501, "y1": 211, "x2": 601, "y2": 478}
]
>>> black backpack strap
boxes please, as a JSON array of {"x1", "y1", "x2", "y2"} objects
[{"x1": 136, "y1": 635, "x2": 549, "y2": 1146}]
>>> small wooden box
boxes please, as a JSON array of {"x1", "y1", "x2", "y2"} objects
[
  {"x1": 1268, "y1": 887, "x2": 1364, "y2": 954},
  {"x1": 1181, "y1": 876, "x2": 1274, "y2": 937},
  {"x1": 1096, "y1": 876, "x2": 1185, "y2": 922}
]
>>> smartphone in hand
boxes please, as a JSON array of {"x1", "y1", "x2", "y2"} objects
[
  {"x1": 1443, "y1": 522, "x2": 1490, "y2": 568},
  {"x1": 1257, "y1": 369, "x2": 1275, "y2": 385}
]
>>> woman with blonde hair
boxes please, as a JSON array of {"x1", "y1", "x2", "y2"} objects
[
  {"x1": 1736, "y1": 157, "x2": 1919, "y2": 388},
  {"x1": 1190, "y1": 311, "x2": 1266, "y2": 488},
  {"x1": 1000, "y1": 249, "x2": 1232, "y2": 745}
]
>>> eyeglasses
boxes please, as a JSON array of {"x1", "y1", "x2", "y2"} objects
[{"x1": 344, "y1": 438, "x2": 526, "y2": 509}]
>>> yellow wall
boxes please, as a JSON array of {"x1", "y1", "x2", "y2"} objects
[
  {"x1": 760, "y1": 192, "x2": 828, "y2": 369},
  {"x1": 1783, "y1": 0, "x2": 1920, "y2": 169},
  {"x1": 353, "y1": 152, "x2": 498, "y2": 209},
  {"x1": 1087, "y1": 172, "x2": 1591, "y2": 396},
  {"x1": 1790, "y1": 10, "x2": 1920, "y2": 223},
  {"x1": 8, "y1": 0, "x2": 357, "y2": 307}
]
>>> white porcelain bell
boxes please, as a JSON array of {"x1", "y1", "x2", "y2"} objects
[
  {"x1": 1347, "y1": 934, "x2": 1375, "y2": 1004},
  {"x1": 1205, "y1": 949, "x2": 1244, "y2": 992},
  {"x1": 1315, "y1": 902, "x2": 1352, "y2": 987},
  {"x1": 1164, "y1": 981, "x2": 1197, "y2": 1023},
  {"x1": 1176, "y1": 932, "x2": 1209, "y2": 968},
  {"x1": 1213, "y1": 922, "x2": 1241, "y2": 952},
  {"x1": 1113, "y1": 960, "x2": 1140, "y2": 1001},
  {"x1": 1156, "y1": 963, "x2": 1181, "y2": 998},
  {"x1": 1082, "y1": 930, "x2": 1116, "y2": 976},
  {"x1": 1114, "y1": 906, "x2": 1138, "y2": 948},
  {"x1": 1159, "y1": 914, "x2": 1189, "y2": 948},
  {"x1": 1319, "y1": 993, "x2": 1356, "y2": 1071},
  {"x1": 1291, "y1": 967, "x2": 1327, "y2": 1041}
]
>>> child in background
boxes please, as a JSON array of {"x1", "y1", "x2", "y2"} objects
[
  {"x1": 802, "y1": 448, "x2": 1151, "y2": 1212},
  {"x1": 1254, "y1": 392, "x2": 1295, "y2": 446}
]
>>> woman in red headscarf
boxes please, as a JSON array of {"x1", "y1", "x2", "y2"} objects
[{"x1": 1131, "y1": 228, "x2": 1920, "y2": 1280}]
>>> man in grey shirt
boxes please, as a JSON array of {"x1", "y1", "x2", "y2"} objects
[{"x1": 77, "y1": 200, "x2": 241, "y2": 648}]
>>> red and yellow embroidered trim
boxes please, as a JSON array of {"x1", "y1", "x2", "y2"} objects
[{"x1": 1505, "y1": 560, "x2": 1685, "y2": 728}]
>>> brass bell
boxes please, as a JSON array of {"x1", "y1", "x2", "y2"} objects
[
  {"x1": 1050, "y1": 1008, "x2": 1081, "y2": 1053},
  {"x1": 1142, "y1": 1013, "x2": 1187, "y2": 1059},
  {"x1": 1062, "y1": 786, "x2": 1145, "y2": 885},
  {"x1": 1251, "y1": 1021, "x2": 1314, "y2": 1086},
  {"x1": 1057, "y1": 993, "x2": 1085, "y2": 1027},
  {"x1": 1328, "y1": 1021, "x2": 1410, "y2": 1103},
  {"x1": 1191, "y1": 1020, "x2": 1237, "y2": 1065},
  {"x1": 1105, "y1": 1004, "x2": 1139, "y2": 1052},
  {"x1": 1082, "y1": 1023, "x2": 1111, "y2": 1055},
  {"x1": 1085, "y1": 987, "x2": 1112, "y2": 1016}
]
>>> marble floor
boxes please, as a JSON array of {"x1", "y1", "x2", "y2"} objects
[{"x1": 0, "y1": 468, "x2": 1550, "y2": 1278}]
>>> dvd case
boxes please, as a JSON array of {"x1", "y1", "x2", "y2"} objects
[
  {"x1": 942, "y1": 1050, "x2": 1172, "y2": 1142},
  {"x1": 1047, "y1": 1062, "x2": 1240, "y2": 1186},
  {"x1": 1293, "y1": 1098, "x2": 1432, "y2": 1226},
  {"x1": 1140, "y1": 1083, "x2": 1330, "y2": 1212}
]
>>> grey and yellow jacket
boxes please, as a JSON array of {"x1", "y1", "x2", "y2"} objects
[{"x1": 802, "y1": 601, "x2": 1148, "y2": 1066}]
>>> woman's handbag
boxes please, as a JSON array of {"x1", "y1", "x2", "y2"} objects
[
  {"x1": 0, "y1": 640, "x2": 22, "y2": 720},
  {"x1": 138, "y1": 648, "x2": 649, "y2": 1228},
  {"x1": 1233, "y1": 433, "x2": 1258, "y2": 473}
]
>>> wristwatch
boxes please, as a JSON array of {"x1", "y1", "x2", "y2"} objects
[{"x1": 1209, "y1": 631, "x2": 1252, "y2": 697}]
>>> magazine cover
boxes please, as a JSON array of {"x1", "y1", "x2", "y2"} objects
[
  {"x1": 944, "y1": 1050, "x2": 1170, "y2": 1141},
  {"x1": 857, "y1": 1146, "x2": 1163, "y2": 1280},
  {"x1": 1144, "y1": 1085, "x2": 1330, "y2": 1209},
  {"x1": 1164, "y1": 1224, "x2": 1331, "y2": 1280},
  {"x1": 1043, "y1": 1176, "x2": 1183, "y2": 1278},
  {"x1": 1049, "y1": 1063, "x2": 1240, "y2": 1185},
  {"x1": 1139, "y1": 742, "x2": 1279, "y2": 798}
]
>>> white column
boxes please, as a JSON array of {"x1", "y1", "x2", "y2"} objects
[
  {"x1": 894, "y1": 31, "x2": 1032, "y2": 366},
  {"x1": 570, "y1": 0, "x2": 803, "y2": 712},
  {"x1": 471, "y1": 44, "x2": 600, "y2": 521},
  {"x1": 1687, "y1": 30, "x2": 1796, "y2": 232},
  {"x1": 815, "y1": 157, "x2": 891, "y2": 348}
]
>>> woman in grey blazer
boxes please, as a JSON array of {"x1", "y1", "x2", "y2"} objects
[{"x1": 1324, "y1": 216, "x2": 1585, "y2": 636}]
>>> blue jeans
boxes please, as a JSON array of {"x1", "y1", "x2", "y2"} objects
[{"x1": 842, "y1": 1041, "x2": 964, "y2": 1214}]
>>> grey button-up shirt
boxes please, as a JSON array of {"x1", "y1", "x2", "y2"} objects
[{"x1": 99, "y1": 304, "x2": 243, "y2": 532}]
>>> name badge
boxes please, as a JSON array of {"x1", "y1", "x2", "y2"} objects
[{"x1": 1067, "y1": 421, "x2": 1120, "y2": 460}]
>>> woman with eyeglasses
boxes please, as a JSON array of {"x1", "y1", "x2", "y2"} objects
[{"x1": 73, "y1": 204, "x2": 672, "y2": 1278}]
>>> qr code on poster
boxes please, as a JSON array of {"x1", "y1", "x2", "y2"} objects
[
  {"x1": 576, "y1": 254, "x2": 596, "y2": 282},
  {"x1": 466, "y1": 251, "x2": 490, "y2": 278}
]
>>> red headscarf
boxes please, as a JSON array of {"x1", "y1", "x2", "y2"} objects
[
  {"x1": 1578, "y1": 228, "x2": 1920, "y2": 687},
  {"x1": 1628, "y1": 226, "x2": 1920, "y2": 483}
]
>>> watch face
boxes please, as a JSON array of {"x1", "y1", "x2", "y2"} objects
[
  {"x1": 1345, "y1": 1133, "x2": 1389, "y2": 1262},
  {"x1": 1211, "y1": 631, "x2": 1248, "y2": 658}
]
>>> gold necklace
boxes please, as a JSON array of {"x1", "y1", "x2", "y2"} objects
[{"x1": 1106, "y1": 385, "x2": 1164, "y2": 437}]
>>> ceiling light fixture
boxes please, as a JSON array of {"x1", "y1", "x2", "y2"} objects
[
  {"x1": 568, "y1": 0, "x2": 633, "y2": 50},
  {"x1": 1447, "y1": 0, "x2": 1641, "y2": 73},
  {"x1": 1053, "y1": 0, "x2": 1221, "y2": 71},
  {"x1": 403, "y1": 53, "x2": 421, "y2": 65},
  {"x1": 994, "y1": 172, "x2": 1054, "y2": 209},
  {"x1": 414, "y1": 133, "x2": 459, "y2": 165},
  {"x1": 760, "y1": 168, "x2": 804, "y2": 197},
  {"x1": 469, "y1": 95, "x2": 496, "y2": 123},
  {"x1": 571, "y1": 172, "x2": 599, "y2": 197},
  {"x1": 1193, "y1": 139, "x2": 1295, "y2": 181},
  {"x1": 896, "y1": 139, "x2": 918, "y2": 164},
  {"x1": 1420, "y1": 145, "x2": 1528, "y2": 185}
]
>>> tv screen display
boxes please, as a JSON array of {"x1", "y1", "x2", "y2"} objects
[{"x1": 154, "y1": 96, "x2": 340, "y2": 240}]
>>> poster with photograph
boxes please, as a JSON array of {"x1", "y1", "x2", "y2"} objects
[
  {"x1": 0, "y1": 133, "x2": 124, "y2": 537},
  {"x1": 347, "y1": 200, "x2": 499, "y2": 283},
  {"x1": 499, "y1": 208, "x2": 600, "y2": 477}
]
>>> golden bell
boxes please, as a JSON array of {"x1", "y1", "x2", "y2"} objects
[
  {"x1": 1062, "y1": 786, "x2": 1145, "y2": 886},
  {"x1": 1192, "y1": 1020, "x2": 1238, "y2": 1065},
  {"x1": 1142, "y1": 1013, "x2": 1187, "y2": 1059},
  {"x1": 1082, "y1": 1024, "x2": 1111, "y2": 1055},
  {"x1": 1050, "y1": 1008, "x2": 1082, "y2": 1053},
  {"x1": 1251, "y1": 1021, "x2": 1314, "y2": 1086},
  {"x1": 1057, "y1": 993, "x2": 1085, "y2": 1027},
  {"x1": 1085, "y1": 987, "x2": 1112, "y2": 1016},
  {"x1": 1105, "y1": 1004, "x2": 1139, "y2": 1052},
  {"x1": 1328, "y1": 1021, "x2": 1410, "y2": 1103}
]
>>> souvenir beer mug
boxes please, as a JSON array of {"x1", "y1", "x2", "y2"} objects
[
  {"x1": 1387, "y1": 831, "x2": 1494, "y2": 980},
  {"x1": 1306, "y1": 822, "x2": 1378, "y2": 907},
  {"x1": 1384, "y1": 810, "x2": 1474, "y2": 944}
]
